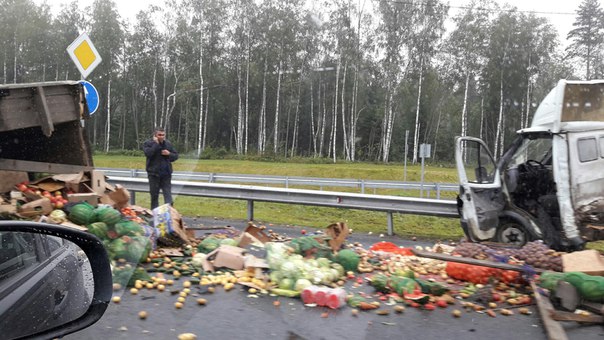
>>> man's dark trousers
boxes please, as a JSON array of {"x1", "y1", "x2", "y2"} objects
[{"x1": 149, "y1": 174, "x2": 173, "y2": 209}]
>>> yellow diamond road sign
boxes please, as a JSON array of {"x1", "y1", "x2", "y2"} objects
[{"x1": 67, "y1": 32, "x2": 102, "y2": 79}]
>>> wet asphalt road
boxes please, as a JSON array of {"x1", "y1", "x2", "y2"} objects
[{"x1": 64, "y1": 217, "x2": 604, "y2": 340}]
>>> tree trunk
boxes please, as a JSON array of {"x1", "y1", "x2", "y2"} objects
[
  {"x1": 332, "y1": 59, "x2": 340, "y2": 163},
  {"x1": 13, "y1": 32, "x2": 17, "y2": 83},
  {"x1": 197, "y1": 18, "x2": 205, "y2": 157},
  {"x1": 291, "y1": 78, "x2": 302, "y2": 158},
  {"x1": 310, "y1": 80, "x2": 317, "y2": 157},
  {"x1": 524, "y1": 76, "x2": 531, "y2": 129},
  {"x1": 494, "y1": 74, "x2": 504, "y2": 157},
  {"x1": 105, "y1": 78, "x2": 112, "y2": 152},
  {"x1": 258, "y1": 57, "x2": 267, "y2": 154},
  {"x1": 412, "y1": 58, "x2": 424, "y2": 164},
  {"x1": 244, "y1": 29, "x2": 250, "y2": 155},
  {"x1": 273, "y1": 58, "x2": 283, "y2": 154},
  {"x1": 341, "y1": 61, "x2": 349, "y2": 160},
  {"x1": 479, "y1": 96, "x2": 484, "y2": 140},
  {"x1": 236, "y1": 56, "x2": 243, "y2": 154},
  {"x1": 319, "y1": 83, "x2": 327, "y2": 157},
  {"x1": 152, "y1": 66, "x2": 158, "y2": 129},
  {"x1": 461, "y1": 72, "x2": 469, "y2": 137}
]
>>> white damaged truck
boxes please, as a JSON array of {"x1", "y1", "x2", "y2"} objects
[{"x1": 455, "y1": 79, "x2": 604, "y2": 250}]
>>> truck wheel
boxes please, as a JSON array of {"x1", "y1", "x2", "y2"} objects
[{"x1": 496, "y1": 222, "x2": 529, "y2": 246}]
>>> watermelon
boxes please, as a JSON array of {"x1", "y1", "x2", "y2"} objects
[
  {"x1": 334, "y1": 249, "x2": 360, "y2": 272},
  {"x1": 95, "y1": 207, "x2": 122, "y2": 226},
  {"x1": 86, "y1": 222, "x2": 109, "y2": 240},
  {"x1": 114, "y1": 220, "x2": 144, "y2": 236},
  {"x1": 370, "y1": 273, "x2": 391, "y2": 293},
  {"x1": 68, "y1": 203, "x2": 96, "y2": 225},
  {"x1": 405, "y1": 292, "x2": 430, "y2": 305}
]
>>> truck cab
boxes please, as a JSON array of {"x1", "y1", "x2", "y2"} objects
[{"x1": 456, "y1": 79, "x2": 604, "y2": 250}]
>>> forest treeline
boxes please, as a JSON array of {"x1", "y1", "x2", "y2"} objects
[{"x1": 1, "y1": 0, "x2": 602, "y2": 163}]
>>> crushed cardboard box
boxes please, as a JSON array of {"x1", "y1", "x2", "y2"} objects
[
  {"x1": 325, "y1": 222, "x2": 350, "y2": 252},
  {"x1": 562, "y1": 249, "x2": 604, "y2": 276},
  {"x1": 153, "y1": 204, "x2": 192, "y2": 246},
  {"x1": 17, "y1": 198, "x2": 53, "y2": 217},
  {"x1": 101, "y1": 185, "x2": 131, "y2": 209},
  {"x1": 202, "y1": 245, "x2": 247, "y2": 272}
]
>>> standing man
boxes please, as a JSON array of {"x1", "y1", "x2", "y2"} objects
[{"x1": 143, "y1": 127, "x2": 179, "y2": 209}]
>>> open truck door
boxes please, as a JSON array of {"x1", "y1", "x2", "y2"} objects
[{"x1": 455, "y1": 136, "x2": 505, "y2": 242}]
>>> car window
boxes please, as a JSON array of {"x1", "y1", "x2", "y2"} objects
[
  {"x1": 0, "y1": 232, "x2": 41, "y2": 283},
  {"x1": 46, "y1": 235, "x2": 64, "y2": 254},
  {"x1": 578, "y1": 137, "x2": 598, "y2": 162}
]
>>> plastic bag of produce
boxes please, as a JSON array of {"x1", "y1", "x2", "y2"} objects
[
  {"x1": 538, "y1": 271, "x2": 565, "y2": 291},
  {"x1": 563, "y1": 272, "x2": 604, "y2": 302},
  {"x1": 115, "y1": 220, "x2": 144, "y2": 237}
]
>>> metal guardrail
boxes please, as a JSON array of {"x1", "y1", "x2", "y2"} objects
[
  {"x1": 98, "y1": 167, "x2": 459, "y2": 199},
  {"x1": 107, "y1": 176, "x2": 459, "y2": 236}
]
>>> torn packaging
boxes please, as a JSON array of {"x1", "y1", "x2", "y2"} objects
[{"x1": 202, "y1": 245, "x2": 247, "y2": 272}]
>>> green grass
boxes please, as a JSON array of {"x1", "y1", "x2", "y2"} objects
[{"x1": 98, "y1": 155, "x2": 463, "y2": 240}]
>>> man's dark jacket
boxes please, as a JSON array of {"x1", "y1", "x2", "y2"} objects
[{"x1": 143, "y1": 138, "x2": 179, "y2": 177}]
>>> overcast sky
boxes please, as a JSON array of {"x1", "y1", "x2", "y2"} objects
[{"x1": 35, "y1": 0, "x2": 586, "y2": 45}]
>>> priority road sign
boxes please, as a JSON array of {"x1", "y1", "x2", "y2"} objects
[{"x1": 67, "y1": 32, "x2": 102, "y2": 79}]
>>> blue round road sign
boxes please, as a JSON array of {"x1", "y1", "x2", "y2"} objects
[{"x1": 80, "y1": 80, "x2": 99, "y2": 115}]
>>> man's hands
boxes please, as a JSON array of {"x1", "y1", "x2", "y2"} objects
[
  {"x1": 153, "y1": 136, "x2": 159, "y2": 143},
  {"x1": 161, "y1": 149, "x2": 170, "y2": 156}
]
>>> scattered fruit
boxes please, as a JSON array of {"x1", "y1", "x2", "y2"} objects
[
  {"x1": 175, "y1": 302, "x2": 184, "y2": 309},
  {"x1": 394, "y1": 305, "x2": 406, "y2": 313},
  {"x1": 500, "y1": 309, "x2": 513, "y2": 316},
  {"x1": 178, "y1": 333, "x2": 197, "y2": 340},
  {"x1": 351, "y1": 309, "x2": 359, "y2": 316},
  {"x1": 273, "y1": 300, "x2": 281, "y2": 307},
  {"x1": 130, "y1": 288, "x2": 139, "y2": 295},
  {"x1": 486, "y1": 309, "x2": 496, "y2": 318},
  {"x1": 519, "y1": 307, "x2": 532, "y2": 315},
  {"x1": 183, "y1": 281, "x2": 192, "y2": 288},
  {"x1": 177, "y1": 297, "x2": 186, "y2": 303},
  {"x1": 112, "y1": 283, "x2": 122, "y2": 291},
  {"x1": 138, "y1": 311, "x2": 148, "y2": 319},
  {"x1": 112, "y1": 296, "x2": 121, "y2": 304},
  {"x1": 197, "y1": 298, "x2": 207, "y2": 305},
  {"x1": 452, "y1": 309, "x2": 462, "y2": 318}
]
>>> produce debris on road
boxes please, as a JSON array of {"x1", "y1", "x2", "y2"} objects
[{"x1": 3, "y1": 171, "x2": 604, "y2": 339}]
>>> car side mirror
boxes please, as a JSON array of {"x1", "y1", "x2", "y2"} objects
[{"x1": 0, "y1": 221, "x2": 112, "y2": 340}]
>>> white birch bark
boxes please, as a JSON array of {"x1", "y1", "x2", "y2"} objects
[
  {"x1": 479, "y1": 97, "x2": 484, "y2": 140},
  {"x1": 152, "y1": 66, "x2": 158, "y2": 128},
  {"x1": 236, "y1": 57, "x2": 243, "y2": 154},
  {"x1": 319, "y1": 83, "x2": 327, "y2": 157},
  {"x1": 273, "y1": 59, "x2": 282, "y2": 154},
  {"x1": 310, "y1": 80, "x2": 317, "y2": 157},
  {"x1": 196, "y1": 16, "x2": 204, "y2": 157},
  {"x1": 412, "y1": 58, "x2": 424, "y2": 164},
  {"x1": 341, "y1": 61, "x2": 349, "y2": 160},
  {"x1": 461, "y1": 72, "x2": 469, "y2": 138},
  {"x1": 494, "y1": 75, "x2": 504, "y2": 157},
  {"x1": 258, "y1": 58, "x2": 267, "y2": 154},
  {"x1": 244, "y1": 29, "x2": 250, "y2": 155},
  {"x1": 332, "y1": 60, "x2": 340, "y2": 163},
  {"x1": 105, "y1": 78, "x2": 111, "y2": 152}
]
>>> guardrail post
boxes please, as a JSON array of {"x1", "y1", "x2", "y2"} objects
[
  {"x1": 285, "y1": 176, "x2": 289, "y2": 188},
  {"x1": 130, "y1": 169, "x2": 136, "y2": 178},
  {"x1": 360, "y1": 180, "x2": 365, "y2": 194},
  {"x1": 247, "y1": 200, "x2": 254, "y2": 221},
  {"x1": 130, "y1": 191, "x2": 136, "y2": 205},
  {"x1": 436, "y1": 183, "x2": 441, "y2": 200},
  {"x1": 387, "y1": 212, "x2": 394, "y2": 236},
  {"x1": 209, "y1": 173, "x2": 215, "y2": 183}
]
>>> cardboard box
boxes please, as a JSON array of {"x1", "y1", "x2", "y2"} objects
[
  {"x1": 153, "y1": 204, "x2": 191, "y2": 244},
  {"x1": 238, "y1": 232, "x2": 265, "y2": 248},
  {"x1": 240, "y1": 224, "x2": 271, "y2": 244},
  {"x1": 325, "y1": 222, "x2": 350, "y2": 252},
  {"x1": 562, "y1": 249, "x2": 604, "y2": 276},
  {"x1": 89, "y1": 170, "x2": 107, "y2": 196},
  {"x1": 203, "y1": 245, "x2": 246, "y2": 271},
  {"x1": 67, "y1": 192, "x2": 99, "y2": 206},
  {"x1": 0, "y1": 171, "x2": 28, "y2": 193},
  {"x1": 18, "y1": 198, "x2": 53, "y2": 217},
  {"x1": 106, "y1": 185, "x2": 130, "y2": 209}
]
